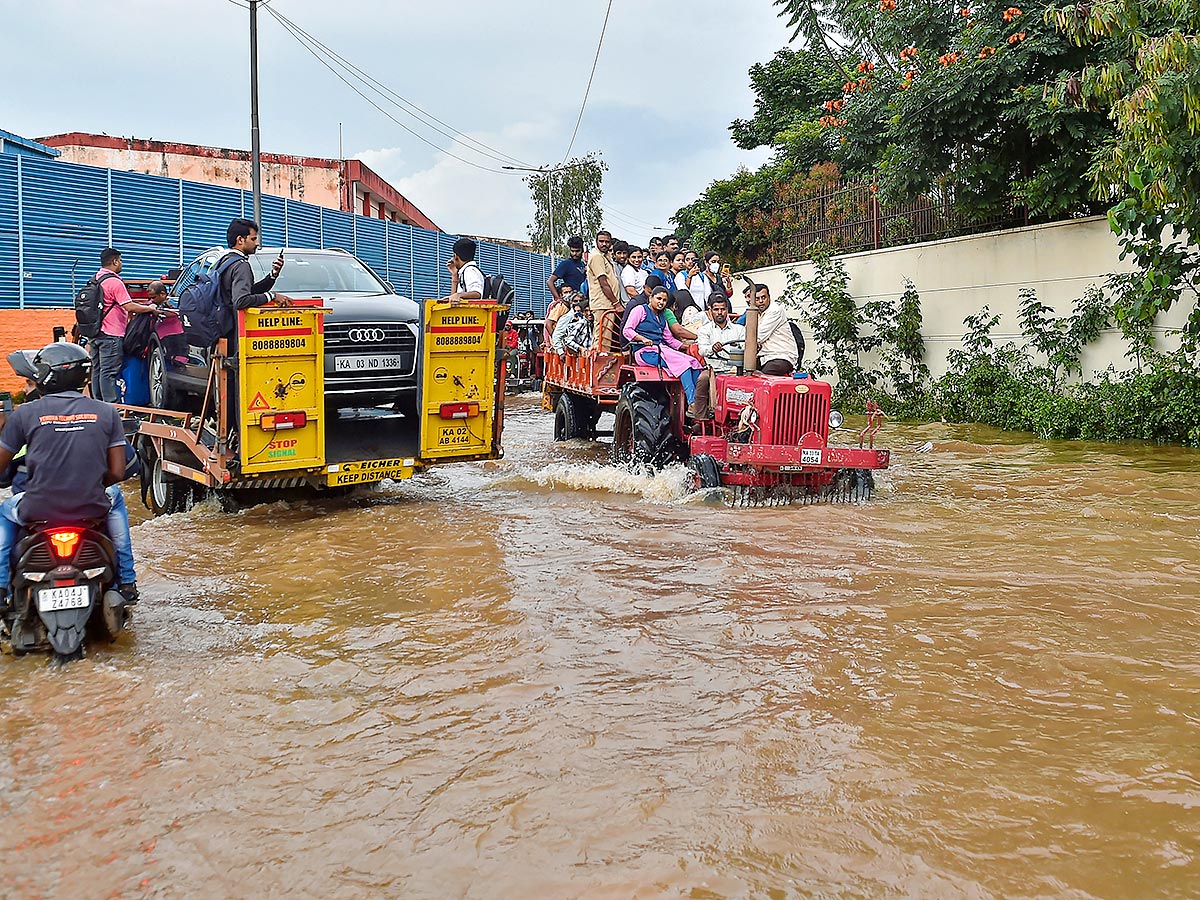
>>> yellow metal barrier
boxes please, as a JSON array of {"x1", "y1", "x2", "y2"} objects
[
  {"x1": 237, "y1": 306, "x2": 328, "y2": 475},
  {"x1": 419, "y1": 300, "x2": 503, "y2": 461}
]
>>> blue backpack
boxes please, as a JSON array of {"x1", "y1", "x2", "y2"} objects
[{"x1": 178, "y1": 254, "x2": 240, "y2": 348}]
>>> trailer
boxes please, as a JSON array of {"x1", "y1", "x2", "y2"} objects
[{"x1": 124, "y1": 298, "x2": 507, "y2": 514}]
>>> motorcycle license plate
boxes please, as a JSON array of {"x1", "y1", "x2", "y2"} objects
[
  {"x1": 334, "y1": 355, "x2": 403, "y2": 372},
  {"x1": 37, "y1": 585, "x2": 90, "y2": 612}
]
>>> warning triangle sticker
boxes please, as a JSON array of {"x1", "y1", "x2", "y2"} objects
[{"x1": 247, "y1": 391, "x2": 271, "y2": 412}]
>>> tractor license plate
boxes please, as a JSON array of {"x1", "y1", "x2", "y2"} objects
[
  {"x1": 779, "y1": 465, "x2": 803, "y2": 472},
  {"x1": 800, "y1": 449, "x2": 823, "y2": 465},
  {"x1": 36, "y1": 585, "x2": 90, "y2": 612},
  {"x1": 335, "y1": 355, "x2": 404, "y2": 373}
]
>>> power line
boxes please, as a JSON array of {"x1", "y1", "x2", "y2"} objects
[
  {"x1": 265, "y1": 5, "x2": 531, "y2": 169},
  {"x1": 264, "y1": 8, "x2": 519, "y2": 176},
  {"x1": 560, "y1": 0, "x2": 614, "y2": 165}
]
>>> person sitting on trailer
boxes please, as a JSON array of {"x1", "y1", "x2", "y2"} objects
[
  {"x1": 623, "y1": 286, "x2": 703, "y2": 405},
  {"x1": 555, "y1": 300, "x2": 593, "y2": 356},
  {"x1": 544, "y1": 284, "x2": 571, "y2": 346}
]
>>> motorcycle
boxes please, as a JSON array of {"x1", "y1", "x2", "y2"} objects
[{"x1": 4, "y1": 520, "x2": 129, "y2": 663}]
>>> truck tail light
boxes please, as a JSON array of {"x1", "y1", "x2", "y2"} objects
[
  {"x1": 439, "y1": 402, "x2": 479, "y2": 419},
  {"x1": 260, "y1": 412, "x2": 307, "y2": 431},
  {"x1": 48, "y1": 529, "x2": 82, "y2": 559}
]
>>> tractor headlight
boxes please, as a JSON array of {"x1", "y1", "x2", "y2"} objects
[{"x1": 829, "y1": 409, "x2": 844, "y2": 430}]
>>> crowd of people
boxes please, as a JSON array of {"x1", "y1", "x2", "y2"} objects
[{"x1": 541, "y1": 230, "x2": 802, "y2": 417}]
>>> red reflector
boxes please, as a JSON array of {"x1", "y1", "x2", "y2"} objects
[
  {"x1": 439, "y1": 402, "x2": 480, "y2": 420},
  {"x1": 48, "y1": 530, "x2": 81, "y2": 559},
  {"x1": 260, "y1": 411, "x2": 307, "y2": 431}
]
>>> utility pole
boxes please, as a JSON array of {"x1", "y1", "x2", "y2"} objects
[
  {"x1": 249, "y1": 0, "x2": 263, "y2": 226},
  {"x1": 505, "y1": 162, "x2": 589, "y2": 263}
]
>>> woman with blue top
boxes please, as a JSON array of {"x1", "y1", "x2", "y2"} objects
[{"x1": 622, "y1": 286, "x2": 703, "y2": 404}]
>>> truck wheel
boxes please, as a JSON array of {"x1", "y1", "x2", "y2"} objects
[
  {"x1": 611, "y1": 384, "x2": 672, "y2": 469},
  {"x1": 685, "y1": 454, "x2": 722, "y2": 491},
  {"x1": 148, "y1": 336, "x2": 179, "y2": 410},
  {"x1": 148, "y1": 455, "x2": 193, "y2": 516},
  {"x1": 553, "y1": 393, "x2": 587, "y2": 441}
]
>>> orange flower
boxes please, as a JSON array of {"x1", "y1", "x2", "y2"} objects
[
  {"x1": 960, "y1": 7, "x2": 971, "y2": 16},
  {"x1": 978, "y1": 46, "x2": 996, "y2": 58},
  {"x1": 1008, "y1": 31, "x2": 1026, "y2": 43},
  {"x1": 1003, "y1": 6, "x2": 1022, "y2": 20},
  {"x1": 900, "y1": 46, "x2": 919, "y2": 61},
  {"x1": 938, "y1": 52, "x2": 960, "y2": 65}
]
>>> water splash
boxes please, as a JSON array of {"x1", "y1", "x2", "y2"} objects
[{"x1": 521, "y1": 461, "x2": 693, "y2": 503}]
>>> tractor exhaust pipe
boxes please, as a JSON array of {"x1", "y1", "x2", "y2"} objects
[{"x1": 740, "y1": 275, "x2": 759, "y2": 373}]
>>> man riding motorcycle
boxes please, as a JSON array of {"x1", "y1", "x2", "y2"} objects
[{"x1": 0, "y1": 344, "x2": 135, "y2": 612}]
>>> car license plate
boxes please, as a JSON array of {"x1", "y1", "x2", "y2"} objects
[
  {"x1": 800, "y1": 448, "x2": 823, "y2": 465},
  {"x1": 37, "y1": 584, "x2": 90, "y2": 612},
  {"x1": 334, "y1": 355, "x2": 403, "y2": 373}
]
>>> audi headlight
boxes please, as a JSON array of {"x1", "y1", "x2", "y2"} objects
[{"x1": 829, "y1": 409, "x2": 844, "y2": 430}]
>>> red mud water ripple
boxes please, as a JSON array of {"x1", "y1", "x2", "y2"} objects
[{"x1": 1, "y1": 396, "x2": 1198, "y2": 898}]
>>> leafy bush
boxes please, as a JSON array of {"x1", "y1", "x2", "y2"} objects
[{"x1": 778, "y1": 266, "x2": 1200, "y2": 445}]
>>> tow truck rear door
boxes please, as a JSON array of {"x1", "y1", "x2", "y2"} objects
[{"x1": 417, "y1": 300, "x2": 505, "y2": 462}]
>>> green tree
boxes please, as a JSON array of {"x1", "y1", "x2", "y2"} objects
[
  {"x1": 525, "y1": 153, "x2": 607, "y2": 255},
  {"x1": 1048, "y1": 0, "x2": 1200, "y2": 340}
]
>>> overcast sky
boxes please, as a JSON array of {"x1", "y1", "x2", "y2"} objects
[{"x1": 0, "y1": 0, "x2": 789, "y2": 245}]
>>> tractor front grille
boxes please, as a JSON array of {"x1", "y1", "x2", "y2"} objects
[{"x1": 770, "y1": 390, "x2": 830, "y2": 445}]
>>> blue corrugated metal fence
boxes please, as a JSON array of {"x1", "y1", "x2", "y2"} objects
[{"x1": 0, "y1": 154, "x2": 554, "y2": 315}]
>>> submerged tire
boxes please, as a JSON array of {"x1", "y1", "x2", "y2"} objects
[
  {"x1": 611, "y1": 383, "x2": 673, "y2": 470},
  {"x1": 147, "y1": 336, "x2": 180, "y2": 410},
  {"x1": 685, "y1": 453, "x2": 722, "y2": 491},
  {"x1": 553, "y1": 393, "x2": 597, "y2": 441},
  {"x1": 148, "y1": 455, "x2": 193, "y2": 516}
]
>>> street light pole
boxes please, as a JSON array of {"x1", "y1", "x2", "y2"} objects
[
  {"x1": 505, "y1": 162, "x2": 591, "y2": 264},
  {"x1": 249, "y1": 0, "x2": 263, "y2": 227}
]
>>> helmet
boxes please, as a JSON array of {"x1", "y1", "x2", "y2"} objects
[
  {"x1": 6, "y1": 349, "x2": 38, "y2": 382},
  {"x1": 32, "y1": 342, "x2": 91, "y2": 394}
]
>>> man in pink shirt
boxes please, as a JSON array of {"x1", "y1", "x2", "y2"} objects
[{"x1": 90, "y1": 247, "x2": 158, "y2": 402}]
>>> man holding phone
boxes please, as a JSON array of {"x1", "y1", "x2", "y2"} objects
[{"x1": 216, "y1": 218, "x2": 293, "y2": 347}]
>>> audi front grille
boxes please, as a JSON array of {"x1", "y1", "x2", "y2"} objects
[{"x1": 324, "y1": 322, "x2": 417, "y2": 377}]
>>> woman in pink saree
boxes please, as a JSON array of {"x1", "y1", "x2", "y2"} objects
[{"x1": 622, "y1": 286, "x2": 702, "y2": 404}]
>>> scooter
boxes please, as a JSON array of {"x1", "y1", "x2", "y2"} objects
[{"x1": 4, "y1": 521, "x2": 128, "y2": 663}]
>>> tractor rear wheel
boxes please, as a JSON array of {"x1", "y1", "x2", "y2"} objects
[
  {"x1": 554, "y1": 392, "x2": 587, "y2": 441},
  {"x1": 611, "y1": 383, "x2": 672, "y2": 470},
  {"x1": 685, "y1": 453, "x2": 722, "y2": 491}
]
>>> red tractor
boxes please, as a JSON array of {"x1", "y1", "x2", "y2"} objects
[{"x1": 542, "y1": 313, "x2": 889, "y2": 505}]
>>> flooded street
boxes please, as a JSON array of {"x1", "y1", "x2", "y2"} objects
[{"x1": 2, "y1": 394, "x2": 1198, "y2": 899}]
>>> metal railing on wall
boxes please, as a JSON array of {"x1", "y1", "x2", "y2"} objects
[
  {"x1": 759, "y1": 179, "x2": 1030, "y2": 267},
  {"x1": 0, "y1": 154, "x2": 554, "y2": 315}
]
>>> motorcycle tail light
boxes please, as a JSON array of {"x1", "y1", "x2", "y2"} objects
[{"x1": 48, "y1": 530, "x2": 82, "y2": 559}]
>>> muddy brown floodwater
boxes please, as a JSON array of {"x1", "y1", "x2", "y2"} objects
[{"x1": 1, "y1": 395, "x2": 1198, "y2": 899}]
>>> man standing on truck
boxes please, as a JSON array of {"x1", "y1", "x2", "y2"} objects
[
  {"x1": 217, "y1": 219, "x2": 292, "y2": 346},
  {"x1": 446, "y1": 237, "x2": 485, "y2": 302},
  {"x1": 90, "y1": 248, "x2": 162, "y2": 402},
  {"x1": 586, "y1": 230, "x2": 622, "y2": 351},
  {"x1": 547, "y1": 236, "x2": 587, "y2": 303}
]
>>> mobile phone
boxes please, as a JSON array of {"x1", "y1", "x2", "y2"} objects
[{"x1": 0, "y1": 392, "x2": 12, "y2": 414}]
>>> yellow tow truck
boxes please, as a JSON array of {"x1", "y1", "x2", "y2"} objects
[{"x1": 123, "y1": 298, "x2": 506, "y2": 514}]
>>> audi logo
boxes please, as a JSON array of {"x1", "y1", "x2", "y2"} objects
[{"x1": 348, "y1": 328, "x2": 387, "y2": 342}]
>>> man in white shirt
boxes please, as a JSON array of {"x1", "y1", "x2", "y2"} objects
[
  {"x1": 446, "y1": 237, "x2": 484, "y2": 301},
  {"x1": 753, "y1": 284, "x2": 798, "y2": 375},
  {"x1": 688, "y1": 296, "x2": 746, "y2": 419}
]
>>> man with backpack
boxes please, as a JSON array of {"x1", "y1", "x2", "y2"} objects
[
  {"x1": 80, "y1": 248, "x2": 160, "y2": 402},
  {"x1": 445, "y1": 237, "x2": 484, "y2": 301},
  {"x1": 215, "y1": 219, "x2": 292, "y2": 346}
]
